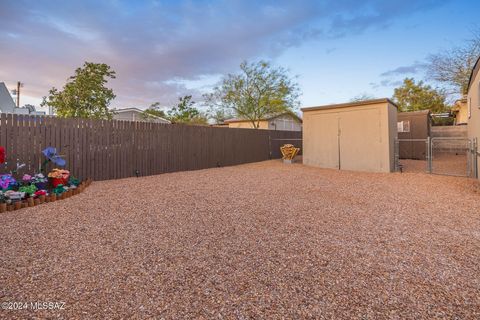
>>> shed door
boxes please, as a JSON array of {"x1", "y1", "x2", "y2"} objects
[
  {"x1": 305, "y1": 113, "x2": 339, "y2": 169},
  {"x1": 338, "y1": 108, "x2": 382, "y2": 171}
]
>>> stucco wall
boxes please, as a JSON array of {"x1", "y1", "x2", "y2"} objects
[
  {"x1": 228, "y1": 120, "x2": 269, "y2": 129},
  {"x1": 467, "y1": 69, "x2": 480, "y2": 178},
  {"x1": 455, "y1": 100, "x2": 469, "y2": 125},
  {"x1": 302, "y1": 100, "x2": 397, "y2": 173}
]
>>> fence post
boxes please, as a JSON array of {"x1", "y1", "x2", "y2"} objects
[
  {"x1": 473, "y1": 137, "x2": 478, "y2": 179},
  {"x1": 394, "y1": 138, "x2": 399, "y2": 172},
  {"x1": 426, "y1": 137, "x2": 432, "y2": 174},
  {"x1": 268, "y1": 133, "x2": 272, "y2": 159}
]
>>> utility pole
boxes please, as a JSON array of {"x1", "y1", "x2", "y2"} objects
[{"x1": 15, "y1": 81, "x2": 24, "y2": 107}]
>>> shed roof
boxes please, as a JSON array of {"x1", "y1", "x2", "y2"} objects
[
  {"x1": 301, "y1": 98, "x2": 399, "y2": 112},
  {"x1": 467, "y1": 55, "x2": 480, "y2": 92}
]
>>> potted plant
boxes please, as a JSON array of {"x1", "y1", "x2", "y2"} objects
[{"x1": 48, "y1": 169, "x2": 70, "y2": 188}]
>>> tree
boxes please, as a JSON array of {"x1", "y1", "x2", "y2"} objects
[
  {"x1": 41, "y1": 62, "x2": 116, "y2": 119},
  {"x1": 141, "y1": 102, "x2": 167, "y2": 121},
  {"x1": 427, "y1": 31, "x2": 480, "y2": 95},
  {"x1": 204, "y1": 60, "x2": 300, "y2": 129},
  {"x1": 393, "y1": 78, "x2": 448, "y2": 112},
  {"x1": 167, "y1": 95, "x2": 208, "y2": 125},
  {"x1": 350, "y1": 93, "x2": 376, "y2": 102},
  {"x1": 207, "y1": 107, "x2": 234, "y2": 124}
]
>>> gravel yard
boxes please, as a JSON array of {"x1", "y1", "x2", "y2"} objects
[
  {"x1": 401, "y1": 153, "x2": 470, "y2": 176},
  {"x1": 1, "y1": 160, "x2": 480, "y2": 319}
]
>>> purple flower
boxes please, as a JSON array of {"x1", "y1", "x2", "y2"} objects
[
  {"x1": 0, "y1": 174, "x2": 16, "y2": 190},
  {"x1": 42, "y1": 147, "x2": 66, "y2": 167}
]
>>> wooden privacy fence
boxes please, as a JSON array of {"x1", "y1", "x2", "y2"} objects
[{"x1": 0, "y1": 114, "x2": 302, "y2": 181}]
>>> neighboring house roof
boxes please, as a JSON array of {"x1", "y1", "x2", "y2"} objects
[
  {"x1": 467, "y1": 55, "x2": 480, "y2": 92},
  {"x1": 399, "y1": 110, "x2": 431, "y2": 116},
  {"x1": 224, "y1": 111, "x2": 302, "y2": 124},
  {"x1": 0, "y1": 82, "x2": 16, "y2": 113},
  {"x1": 302, "y1": 98, "x2": 399, "y2": 112},
  {"x1": 113, "y1": 107, "x2": 171, "y2": 123}
]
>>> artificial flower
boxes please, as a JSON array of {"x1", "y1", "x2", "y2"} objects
[
  {"x1": 68, "y1": 176, "x2": 80, "y2": 186},
  {"x1": 52, "y1": 184, "x2": 67, "y2": 195},
  {"x1": 48, "y1": 168, "x2": 70, "y2": 179},
  {"x1": 19, "y1": 184, "x2": 37, "y2": 196},
  {"x1": 0, "y1": 146, "x2": 5, "y2": 164},
  {"x1": 4, "y1": 190, "x2": 25, "y2": 200},
  {"x1": 42, "y1": 147, "x2": 66, "y2": 167},
  {"x1": 0, "y1": 174, "x2": 16, "y2": 190},
  {"x1": 31, "y1": 173, "x2": 47, "y2": 184},
  {"x1": 34, "y1": 190, "x2": 47, "y2": 196}
]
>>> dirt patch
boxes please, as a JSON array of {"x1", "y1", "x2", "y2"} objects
[{"x1": 1, "y1": 160, "x2": 479, "y2": 319}]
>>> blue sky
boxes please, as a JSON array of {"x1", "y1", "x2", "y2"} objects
[{"x1": 0, "y1": 0, "x2": 479, "y2": 112}]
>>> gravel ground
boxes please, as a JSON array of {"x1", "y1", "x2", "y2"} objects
[
  {"x1": 1, "y1": 160, "x2": 480, "y2": 319},
  {"x1": 401, "y1": 153, "x2": 469, "y2": 176}
]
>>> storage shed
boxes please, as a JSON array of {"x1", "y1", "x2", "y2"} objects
[
  {"x1": 397, "y1": 110, "x2": 431, "y2": 160},
  {"x1": 301, "y1": 99, "x2": 398, "y2": 173}
]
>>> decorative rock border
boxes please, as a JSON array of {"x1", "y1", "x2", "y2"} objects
[{"x1": 0, "y1": 178, "x2": 92, "y2": 213}]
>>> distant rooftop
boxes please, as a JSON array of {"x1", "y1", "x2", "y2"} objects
[{"x1": 302, "y1": 98, "x2": 399, "y2": 112}]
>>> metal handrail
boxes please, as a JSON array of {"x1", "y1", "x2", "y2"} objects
[
  {"x1": 430, "y1": 137, "x2": 471, "y2": 140},
  {"x1": 397, "y1": 139, "x2": 428, "y2": 142}
]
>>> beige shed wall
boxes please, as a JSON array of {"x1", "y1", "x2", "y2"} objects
[
  {"x1": 303, "y1": 101, "x2": 397, "y2": 173},
  {"x1": 467, "y1": 71, "x2": 480, "y2": 178}
]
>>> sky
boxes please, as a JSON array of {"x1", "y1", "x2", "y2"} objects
[{"x1": 0, "y1": 0, "x2": 479, "y2": 114}]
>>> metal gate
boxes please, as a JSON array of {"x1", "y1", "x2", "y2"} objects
[
  {"x1": 395, "y1": 139, "x2": 430, "y2": 173},
  {"x1": 395, "y1": 137, "x2": 478, "y2": 178}
]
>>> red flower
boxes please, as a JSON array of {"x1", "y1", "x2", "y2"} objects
[
  {"x1": 34, "y1": 190, "x2": 47, "y2": 196},
  {"x1": 0, "y1": 146, "x2": 5, "y2": 164}
]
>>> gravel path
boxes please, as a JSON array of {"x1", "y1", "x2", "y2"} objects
[{"x1": 1, "y1": 160, "x2": 479, "y2": 319}]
